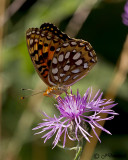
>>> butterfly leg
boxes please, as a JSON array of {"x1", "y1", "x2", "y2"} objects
[
  {"x1": 54, "y1": 95, "x2": 60, "y2": 99},
  {"x1": 63, "y1": 86, "x2": 73, "y2": 96}
]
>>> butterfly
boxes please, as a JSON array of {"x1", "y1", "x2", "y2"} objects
[{"x1": 26, "y1": 23, "x2": 97, "y2": 97}]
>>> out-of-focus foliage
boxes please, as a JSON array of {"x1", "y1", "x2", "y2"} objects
[{"x1": 1, "y1": 0, "x2": 128, "y2": 160}]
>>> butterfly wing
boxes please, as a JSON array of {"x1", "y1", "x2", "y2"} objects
[
  {"x1": 49, "y1": 39, "x2": 97, "y2": 87},
  {"x1": 26, "y1": 23, "x2": 71, "y2": 86}
]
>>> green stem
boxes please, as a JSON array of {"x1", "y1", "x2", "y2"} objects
[
  {"x1": 74, "y1": 139, "x2": 83, "y2": 160},
  {"x1": 57, "y1": 139, "x2": 83, "y2": 160},
  {"x1": 57, "y1": 143, "x2": 78, "y2": 151},
  {"x1": 74, "y1": 146, "x2": 82, "y2": 160}
]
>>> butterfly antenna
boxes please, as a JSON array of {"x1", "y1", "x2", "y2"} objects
[
  {"x1": 20, "y1": 90, "x2": 44, "y2": 100},
  {"x1": 21, "y1": 88, "x2": 43, "y2": 92}
]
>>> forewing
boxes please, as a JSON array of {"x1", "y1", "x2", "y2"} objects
[
  {"x1": 49, "y1": 39, "x2": 97, "y2": 87},
  {"x1": 26, "y1": 23, "x2": 71, "y2": 86}
]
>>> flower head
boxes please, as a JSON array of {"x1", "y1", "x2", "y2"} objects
[
  {"x1": 122, "y1": 0, "x2": 128, "y2": 26},
  {"x1": 33, "y1": 88, "x2": 118, "y2": 148}
]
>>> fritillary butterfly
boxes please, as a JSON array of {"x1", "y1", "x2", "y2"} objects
[{"x1": 26, "y1": 23, "x2": 97, "y2": 97}]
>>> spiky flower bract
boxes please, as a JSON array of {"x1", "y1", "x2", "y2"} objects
[{"x1": 33, "y1": 88, "x2": 118, "y2": 148}]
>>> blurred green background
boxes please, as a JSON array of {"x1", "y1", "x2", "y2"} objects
[{"x1": 1, "y1": 0, "x2": 128, "y2": 160}]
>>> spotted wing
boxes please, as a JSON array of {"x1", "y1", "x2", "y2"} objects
[
  {"x1": 49, "y1": 39, "x2": 97, "y2": 87},
  {"x1": 26, "y1": 23, "x2": 71, "y2": 86}
]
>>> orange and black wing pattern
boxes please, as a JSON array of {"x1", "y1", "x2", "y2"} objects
[{"x1": 26, "y1": 23, "x2": 71, "y2": 86}]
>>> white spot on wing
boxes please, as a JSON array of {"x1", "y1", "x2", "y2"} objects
[
  {"x1": 58, "y1": 54, "x2": 64, "y2": 62},
  {"x1": 65, "y1": 52, "x2": 70, "y2": 59},
  {"x1": 35, "y1": 39, "x2": 38, "y2": 42},
  {"x1": 71, "y1": 41, "x2": 77, "y2": 46},
  {"x1": 71, "y1": 69, "x2": 80, "y2": 73},
  {"x1": 60, "y1": 73, "x2": 65, "y2": 77},
  {"x1": 72, "y1": 49, "x2": 76, "y2": 53},
  {"x1": 89, "y1": 52, "x2": 93, "y2": 57},
  {"x1": 64, "y1": 76, "x2": 70, "y2": 82},
  {"x1": 56, "y1": 47, "x2": 61, "y2": 52},
  {"x1": 86, "y1": 45, "x2": 90, "y2": 51},
  {"x1": 36, "y1": 31, "x2": 40, "y2": 34},
  {"x1": 64, "y1": 65, "x2": 70, "y2": 71},
  {"x1": 32, "y1": 30, "x2": 35, "y2": 33},
  {"x1": 52, "y1": 57, "x2": 57, "y2": 64},
  {"x1": 75, "y1": 59, "x2": 83, "y2": 65},
  {"x1": 91, "y1": 58, "x2": 95, "y2": 63},
  {"x1": 73, "y1": 52, "x2": 81, "y2": 60},
  {"x1": 54, "y1": 76, "x2": 59, "y2": 81},
  {"x1": 52, "y1": 68, "x2": 58, "y2": 74},
  {"x1": 79, "y1": 43, "x2": 85, "y2": 47},
  {"x1": 41, "y1": 33, "x2": 45, "y2": 37},
  {"x1": 27, "y1": 31, "x2": 31, "y2": 36},
  {"x1": 30, "y1": 39, "x2": 33, "y2": 45},
  {"x1": 47, "y1": 36, "x2": 51, "y2": 40},
  {"x1": 84, "y1": 63, "x2": 88, "y2": 68},
  {"x1": 63, "y1": 42, "x2": 69, "y2": 47}
]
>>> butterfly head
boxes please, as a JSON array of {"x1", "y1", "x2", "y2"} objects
[{"x1": 43, "y1": 86, "x2": 69, "y2": 97}]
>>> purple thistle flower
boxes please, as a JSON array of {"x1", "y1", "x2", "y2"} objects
[
  {"x1": 33, "y1": 88, "x2": 118, "y2": 148},
  {"x1": 122, "y1": 0, "x2": 128, "y2": 26}
]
